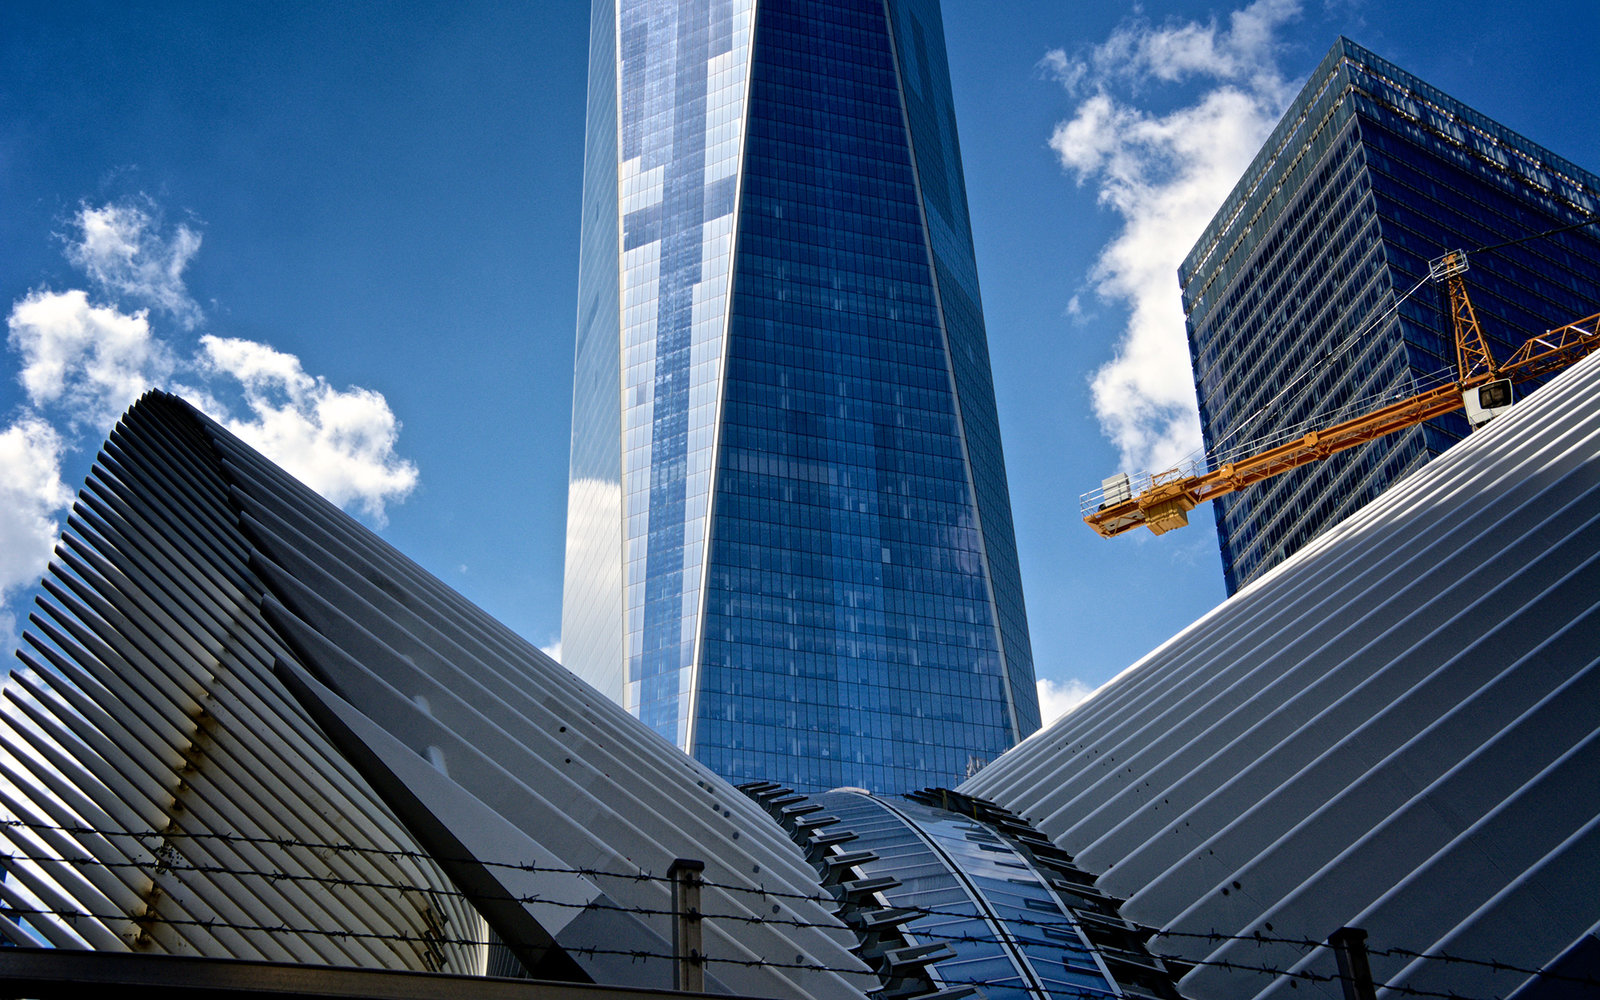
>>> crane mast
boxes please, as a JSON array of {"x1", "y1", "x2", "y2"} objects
[{"x1": 1084, "y1": 251, "x2": 1600, "y2": 538}]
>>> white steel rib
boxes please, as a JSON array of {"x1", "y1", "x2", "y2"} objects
[
  {"x1": 2, "y1": 392, "x2": 870, "y2": 999},
  {"x1": 963, "y1": 351, "x2": 1600, "y2": 1000},
  {"x1": 2, "y1": 396, "x2": 485, "y2": 973}
]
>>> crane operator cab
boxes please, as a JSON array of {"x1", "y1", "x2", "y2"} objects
[{"x1": 1464, "y1": 378, "x2": 1514, "y2": 428}]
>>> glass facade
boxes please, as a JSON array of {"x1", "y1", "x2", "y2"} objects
[
  {"x1": 564, "y1": 0, "x2": 1038, "y2": 794},
  {"x1": 563, "y1": 0, "x2": 626, "y2": 698},
  {"x1": 1181, "y1": 38, "x2": 1600, "y2": 594}
]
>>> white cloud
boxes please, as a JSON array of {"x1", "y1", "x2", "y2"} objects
[
  {"x1": 196, "y1": 335, "x2": 419, "y2": 523},
  {"x1": 539, "y1": 640, "x2": 562, "y2": 663},
  {"x1": 1037, "y1": 677, "x2": 1096, "y2": 727},
  {"x1": 1047, "y1": 0, "x2": 1301, "y2": 474},
  {"x1": 7, "y1": 289, "x2": 171, "y2": 430},
  {"x1": 64, "y1": 199, "x2": 203, "y2": 328},
  {"x1": 0, "y1": 416, "x2": 73, "y2": 611},
  {"x1": 0, "y1": 196, "x2": 424, "y2": 638},
  {"x1": 4, "y1": 285, "x2": 416, "y2": 525},
  {"x1": 1045, "y1": 0, "x2": 1298, "y2": 94}
]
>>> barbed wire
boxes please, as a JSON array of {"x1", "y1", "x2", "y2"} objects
[
  {"x1": 9, "y1": 814, "x2": 1594, "y2": 984},
  {"x1": 0, "y1": 900, "x2": 1565, "y2": 1000},
  {"x1": 0, "y1": 817, "x2": 904, "y2": 914},
  {"x1": 0, "y1": 840, "x2": 1128, "y2": 949},
  {"x1": 1147, "y1": 928, "x2": 1600, "y2": 987},
  {"x1": 0, "y1": 818, "x2": 673, "y2": 889},
  {"x1": 0, "y1": 903, "x2": 487, "y2": 951},
  {"x1": 0, "y1": 818, "x2": 1218, "y2": 946},
  {"x1": 0, "y1": 904, "x2": 1114, "y2": 1000},
  {"x1": 2, "y1": 817, "x2": 1593, "y2": 996}
]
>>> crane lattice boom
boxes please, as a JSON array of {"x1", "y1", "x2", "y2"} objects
[{"x1": 1084, "y1": 252, "x2": 1600, "y2": 538}]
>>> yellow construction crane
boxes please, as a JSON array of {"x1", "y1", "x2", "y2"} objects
[{"x1": 1083, "y1": 250, "x2": 1600, "y2": 538}]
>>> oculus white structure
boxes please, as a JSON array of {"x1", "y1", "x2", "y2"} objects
[
  {"x1": 3, "y1": 350, "x2": 1600, "y2": 998},
  {"x1": 0, "y1": 393, "x2": 868, "y2": 998},
  {"x1": 965, "y1": 351, "x2": 1600, "y2": 999}
]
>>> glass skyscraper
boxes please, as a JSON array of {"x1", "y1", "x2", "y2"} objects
[
  {"x1": 563, "y1": 0, "x2": 1039, "y2": 794},
  {"x1": 1182, "y1": 37, "x2": 1600, "y2": 594}
]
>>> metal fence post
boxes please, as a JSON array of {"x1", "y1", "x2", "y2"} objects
[
  {"x1": 1329, "y1": 926, "x2": 1378, "y2": 1000},
  {"x1": 668, "y1": 859, "x2": 705, "y2": 992}
]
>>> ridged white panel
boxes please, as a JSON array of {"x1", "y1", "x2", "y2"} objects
[
  {"x1": 963, "y1": 353, "x2": 1600, "y2": 1000},
  {"x1": 0, "y1": 395, "x2": 485, "y2": 972},
  {"x1": 3, "y1": 392, "x2": 870, "y2": 997},
  {"x1": 209, "y1": 427, "x2": 872, "y2": 998}
]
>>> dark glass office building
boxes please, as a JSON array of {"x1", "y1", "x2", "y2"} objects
[
  {"x1": 563, "y1": 0, "x2": 1039, "y2": 793},
  {"x1": 1182, "y1": 37, "x2": 1600, "y2": 593}
]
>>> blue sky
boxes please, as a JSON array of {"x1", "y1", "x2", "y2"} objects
[{"x1": 3, "y1": 0, "x2": 1597, "y2": 724}]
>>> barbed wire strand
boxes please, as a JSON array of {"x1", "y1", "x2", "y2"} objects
[
  {"x1": 0, "y1": 902, "x2": 1573, "y2": 1000},
  {"x1": 2, "y1": 819, "x2": 1594, "y2": 992}
]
